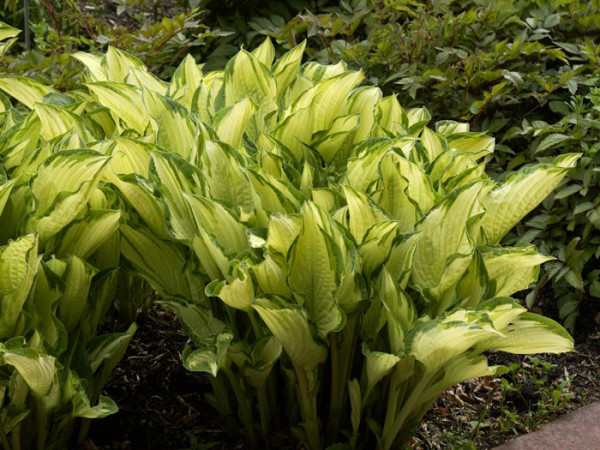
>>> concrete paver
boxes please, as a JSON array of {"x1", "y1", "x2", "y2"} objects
[{"x1": 494, "y1": 401, "x2": 600, "y2": 450}]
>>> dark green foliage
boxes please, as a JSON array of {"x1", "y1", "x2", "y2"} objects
[
  {"x1": 0, "y1": 1, "x2": 228, "y2": 88},
  {"x1": 0, "y1": 1, "x2": 337, "y2": 88},
  {"x1": 274, "y1": 0, "x2": 600, "y2": 127},
  {"x1": 503, "y1": 90, "x2": 600, "y2": 331},
  {"x1": 190, "y1": 0, "x2": 337, "y2": 70}
]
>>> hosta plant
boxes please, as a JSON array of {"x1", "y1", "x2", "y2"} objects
[
  {"x1": 55, "y1": 39, "x2": 579, "y2": 449},
  {"x1": 0, "y1": 26, "x2": 136, "y2": 450},
  {"x1": 0, "y1": 36, "x2": 579, "y2": 449}
]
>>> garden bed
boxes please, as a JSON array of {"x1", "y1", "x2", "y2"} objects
[{"x1": 85, "y1": 301, "x2": 600, "y2": 450}]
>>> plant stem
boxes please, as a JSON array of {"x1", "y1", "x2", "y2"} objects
[
  {"x1": 39, "y1": 0, "x2": 61, "y2": 41},
  {"x1": 248, "y1": 309, "x2": 263, "y2": 340},
  {"x1": 256, "y1": 385, "x2": 271, "y2": 447},
  {"x1": 208, "y1": 374, "x2": 239, "y2": 436},
  {"x1": 23, "y1": 0, "x2": 31, "y2": 51},
  {"x1": 326, "y1": 333, "x2": 342, "y2": 444},
  {"x1": 222, "y1": 366, "x2": 257, "y2": 447},
  {"x1": 294, "y1": 365, "x2": 321, "y2": 450},
  {"x1": 35, "y1": 398, "x2": 47, "y2": 450},
  {"x1": 77, "y1": 418, "x2": 91, "y2": 445},
  {"x1": 381, "y1": 373, "x2": 433, "y2": 450},
  {"x1": 0, "y1": 418, "x2": 11, "y2": 450},
  {"x1": 325, "y1": 315, "x2": 358, "y2": 444}
]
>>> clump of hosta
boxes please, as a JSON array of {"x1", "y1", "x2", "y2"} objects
[
  {"x1": 0, "y1": 37, "x2": 579, "y2": 449},
  {"x1": 0, "y1": 25, "x2": 137, "y2": 450}
]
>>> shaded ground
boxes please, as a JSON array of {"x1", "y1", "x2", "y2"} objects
[
  {"x1": 411, "y1": 293, "x2": 600, "y2": 449},
  {"x1": 85, "y1": 295, "x2": 599, "y2": 450},
  {"x1": 85, "y1": 307, "x2": 240, "y2": 450}
]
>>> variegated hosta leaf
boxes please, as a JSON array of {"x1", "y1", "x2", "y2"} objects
[
  {"x1": 150, "y1": 150, "x2": 205, "y2": 241},
  {"x1": 54, "y1": 209, "x2": 123, "y2": 260},
  {"x1": 56, "y1": 256, "x2": 97, "y2": 334},
  {"x1": 142, "y1": 89, "x2": 196, "y2": 160},
  {"x1": 158, "y1": 297, "x2": 233, "y2": 377},
  {"x1": 206, "y1": 263, "x2": 254, "y2": 312},
  {"x1": 478, "y1": 311, "x2": 574, "y2": 355},
  {"x1": 245, "y1": 168, "x2": 304, "y2": 215},
  {"x1": 253, "y1": 254, "x2": 289, "y2": 297},
  {"x1": 345, "y1": 137, "x2": 418, "y2": 192},
  {"x1": 34, "y1": 103, "x2": 95, "y2": 142},
  {"x1": 0, "y1": 21, "x2": 20, "y2": 41},
  {"x1": 342, "y1": 185, "x2": 389, "y2": 244},
  {"x1": 385, "y1": 232, "x2": 421, "y2": 289},
  {"x1": 200, "y1": 141, "x2": 253, "y2": 216},
  {"x1": 288, "y1": 202, "x2": 345, "y2": 338},
  {"x1": 251, "y1": 295, "x2": 327, "y2": 370},
  {"x1": 408, "y1": 309, "x2": 502, "y2": 372},
  {"x1": 73, "y1": 52, "x2": 108, "y2": 83},
  {"x1": 112, "y1": 173, "x2": 170, "y2": 239},
  {"x1": 213, "y1": 98, "x2": 256, "y2": 150},
  {"x1": 420, "y1": 127, "x2": 446, "y2": 163},
  {"x1": 103, "y1": 137, "x2": 152, "y2": 179},
  {"x1": 375, "y1": 94, "x2": 407, "y2": 136},
  {"x1": 379, "y1": 269, "x2": 416, "y2": 353},
  {"x1": 436, "y1": 120, "x2": 470, "y2": 135},
  {"x1": 191, "y1": 229, "x2": 231, "y2": 281},
  {"x1": 169, "y1": 54, "x2": 203, "y2": 106},
  {"x1": 127, "y1": 67, "x2": 168, "y2": 95},
  {"x1": 0, "y1": 113, "x2": 42, "y2": 170},
  {"x1": 86, "y1": 82, "x2": 149, "y2": 135},
  {"x1": 342, "y1": 87, "x2": 382, "y2": 146},
  {"x1": 480, "y1": 245, "x2": 554, "y2": 298},
  {"x1": 360, "y1": 221, "x2": 398, "y2": 277},
  {"x1": 272, "y1": 41, "x2": 306, "y2": 98},
  {"x1": 1, "y1": 347, "x2": 56, "y2": 397},
  {"x1": 30, "y1": 260, "x2": 66, "y2": 349},
  {"x1": 479, "y1": 153, "x2": 581, "y2": 245},
  {"x1": 31, "y1": 151, "x2": 110, "y2": 215},
  {"x1": 0, "y1": 76, "x2": 56, "y2": 109},
  {"x1": 446, "y1": 133, "x2": 495, "y2": 160},
  {"x1": 63, "y1": 370, "x2": 118, "y2": 418},
  {"x1": 364, "y1": 350, "x2": 400, "y2": 397},
  {"x1": 273, "y1": 106, "x2": 314, "y2": 162},
  {"x1": 297, "y1": 70, "x2": 364, "y2": 136},
  {"x1": 455, "y1": 249, "x2": 489, "y2": 309},
  {"x1": 301, "y1": 61, "x2": 347, "y2": 82},
  {"x1": 0, "y1": 178, "x2": 15, "y2": 217},
  {"x1": 224, "y1": 49, "x2": 277, "y2": 140},
  {"x1": 251, "y1": 37, "x2": 275, "y2": 69},
  {"x1": 87, "y1": 322, "x2": 137, "y2": 394},
  {"x1": 120, "y1": 224, "x2": 194, "y2": 300},
  {"x1": 375, "y1": 151, "x2": 436, "y2": 232},
  {"x1": 312, "y1": 113, "x2": 360, "y2": 164},
  {"x1": 72, "y1": 394, "x2": 118, "y2": 419},
  {"x1": 406, "y1": 107, "x2": 431, "y2": 134},
  {"x1": 420, "y1": 354, "x2": 501, "y2": 405},
  {"x1": 243, "y1": 335, "x2": 282, "y2": 388},
  {"x1": 0, "y1": 234, "x2": 39, "y2": 339},
  {"x1": 411, "y1": 182, "x2": 485, "y2": 309},
  {"x1": 30, "y1": 150, "x2": 111, "y2": 243},
  {"x1": 102, "y1": 46, "x2": 147, "y2": 83},
  {"x1": 185, "y1": 193, "x2": 248, "y2": 255}
]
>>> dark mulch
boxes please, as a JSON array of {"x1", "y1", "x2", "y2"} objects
[
  {"x1": 85, "y1": 307, "x2": 239, "y2": 450},
  {"x1": 85, "y1": 293, "x2": 600, "y2": 450}
]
